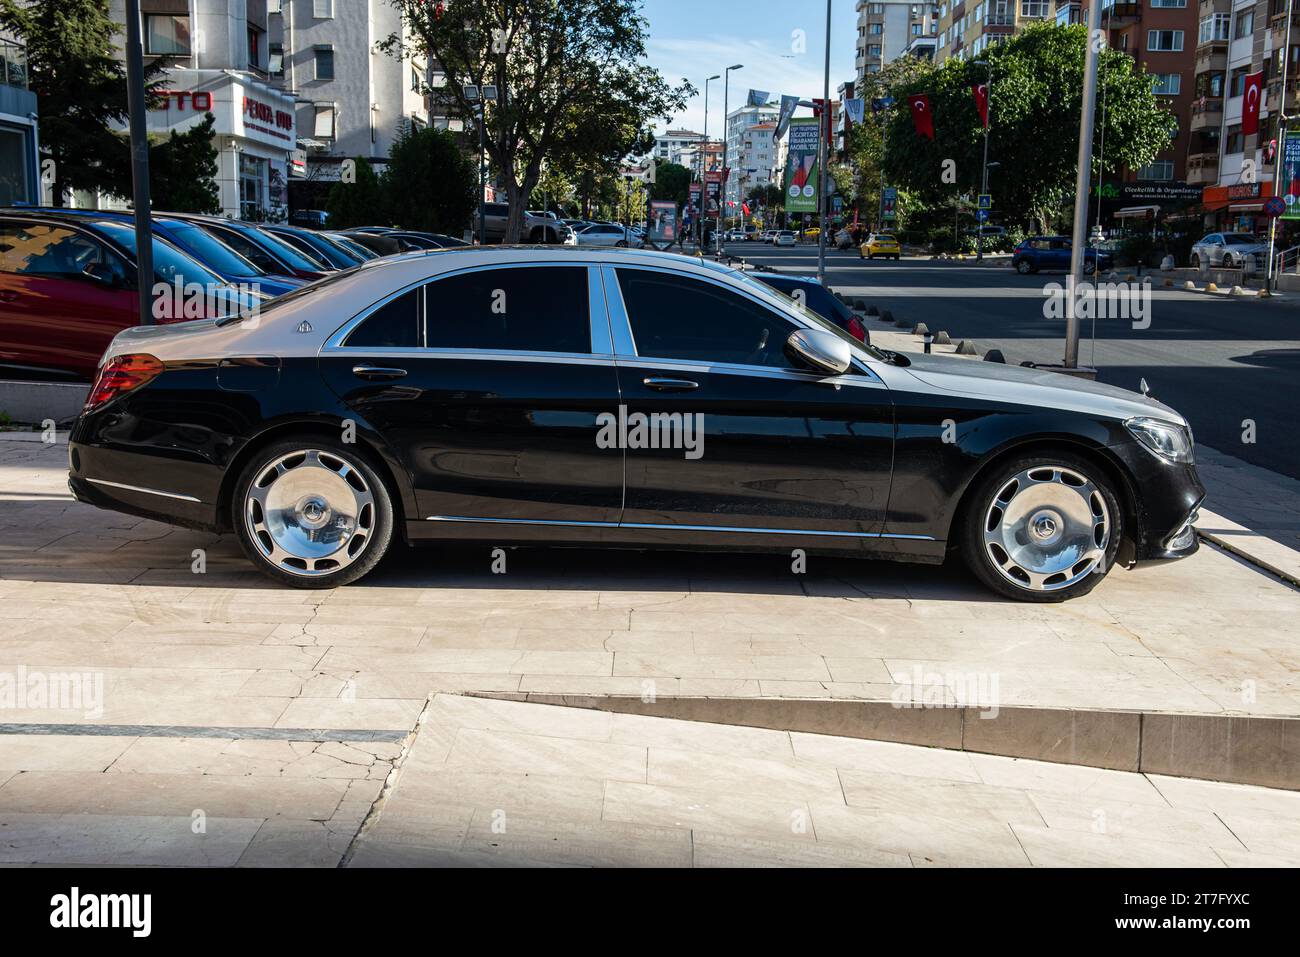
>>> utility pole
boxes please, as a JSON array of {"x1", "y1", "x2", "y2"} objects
[
  {"x1": 720, "y1": 64, "x2": 743, "y2": 252},
  {"x1": 700, "y1": 74, "x2": 719, "y2": 248},
  {"x1": 124, "y1": 0, "x2": 154, "y2": 325},
  {"x1": 1267, "y1": 0, "x2": 1296, "y2": 291},
  {"x1": 975, "y1": 59, "x2": 993, "y2": 262},
  {"x1": 1064, "y1": 0, "x2": 1104, "y2": 370},
  {"x1": 817, "y1": 0, "x2": 832, "y2": 283}
]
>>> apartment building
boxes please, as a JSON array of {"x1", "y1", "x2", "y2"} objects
[
  {"x1": 1189, "y1": 0, "x2": 1297, "y2": 232},
  {"x1": 856, "y1": 1, "x2": 939, "y2": 80},
  {"x1": 654, "y1": 129, "x2": 705, "y2": 165},
  {"x1": 933, "y1": 0, "x2": 1051, "y2": 63},
  {"x1": 0, "y1": 31, "x2": 38, "y2": 207},
  {"x1": 267, "y1": 0, "x2": 428, "y2": 182},
  {"x1": 724, "y1": 103, "x2": 780, "y2": 209}
]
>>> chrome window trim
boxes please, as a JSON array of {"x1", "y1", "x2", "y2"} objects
[
  {"x1": 600, "y1": 263, "x2": 884, "y2": 388},
  {"x1": 86, "y1": 478, "x2": 203, "y2": 504},
  {"x1": 323, "y1": 261, "x2": 604, "y2": 358},
  {"x1": 425, "y1": 514, "x2": 933, "y2": 541}
]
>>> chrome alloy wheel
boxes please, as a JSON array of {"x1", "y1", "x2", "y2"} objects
[
  {"x1": 245, "y1": 449, "x2": 375, "y2": 577},
  {"x1": 982, "y1": 465, "x2": 1110, "y2": 592}
]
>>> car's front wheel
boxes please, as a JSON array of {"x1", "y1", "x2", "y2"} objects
[
  {"x1": 960, "y1": 451, "x2": 1122, "y2": 602},
  {"x1": 1221, "y1": 253, "x2": 1234, "y2": 268},
  {"x1": 233, "y1": 439, "x2": 395, "y2": 588},
  {"x1": 1015, "y1": 258, "x2": 1034, "y2": 274},
  {"x1": 1190, "y1": 253, "x2": 1200, "y2": 268}
]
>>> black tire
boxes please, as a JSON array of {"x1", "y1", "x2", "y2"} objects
[
  {"x1": 1221, "y1": 253, "x2": 1234, "y2": 268},
  {"x1": 1015, "y1": 258, "x2": 1035, "y2": 275},
  {"x1": 958, "y1": 450, "x2": 1123, "y2": 603},
  {"x1": 232, "y1": 437, "x2": 396, "y2": 589},
  {"x1": 1190, "y1": 254, "x2": 1200, "y2": 268}
]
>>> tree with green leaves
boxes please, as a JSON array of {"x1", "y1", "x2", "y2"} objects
[
  {"x1": 0, "y1": 0, "x2": 163, "y2": 204},
  {"x1": 383, "y1": 123, "x2": 476, "y2": 234},
  {"x1": 148, "y1": 114, "x2": 221, "y2": 213},
  {"x1": 871, "y1": 24, "x2": 1176, "y2": 232},
  {"x1": 384, "y1": 0, "x2": 692, "y2": 242},
  {"x1": 325, "y1": 157, "x2": 387, "y2": 230},
  {"x1": 649, "y1": 161, "x2": 690, "y2": 209}
]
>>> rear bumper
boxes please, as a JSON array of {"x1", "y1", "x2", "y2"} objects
[{"x1": 67, "y1": 438, "x2": 223, "y2": 532}]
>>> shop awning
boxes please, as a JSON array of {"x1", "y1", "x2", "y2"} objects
[
  {"x1": 1115, "y1": 205, "x2": 1160, "y2": 219},
  {"x1": 1229, "y1": 202, "x2": 1265, "y2": 211}
]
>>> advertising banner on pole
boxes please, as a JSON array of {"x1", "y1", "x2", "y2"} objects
[
  {"x1": 704, "y1": 170, "x2": 722, "y2": 216},
  {"x1": 881, "y1": 186, "x2": 897, "y2": 221},
  {"x1": 784, "y1": 117, "x2": 820, "y2": 215},
  {"x1": 1282, "y1": 131, "x2": 1300, "y2": 221},
  {"x1": 647, "y1": 200, "x2": 680, "y2": 244}
]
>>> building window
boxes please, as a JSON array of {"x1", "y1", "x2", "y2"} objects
[
  {"x1": 269, "y1": 43, "x2": 284, "y2": 76},
  {"x1": 1198, "y1": 14, "x2": 1230, "y2": 43},
  {"x1": 1151, "y1": 73, "x2": 1181, "y2": 95},
  {"x1": 869, "y1": 44, "x2": 882, "y2": 55},
  {"x1": 314, "y1": 104, "x2": 336, "y2": 139},
  {"x1": 1225, "y1": 124, "x2": 1244, "y2": 154},
  {"x1": 1150, "y1": 0, "x2": 1185, "y2": 6},
  {"x1": 1020, "y1": 1, "x2": 1049, "y2": 17},
  {"x1": 314, "y1": 45, "x2": 335, "y2": 81},
  {"x1": 144, "y1": 15, "x2": 191, "y2": 56},
  {"x1": 247, "y1": 27, "x2": 262, "y2": 70},
  {"x1": 1147, "y1": 30, "x2": 1184, "y2": 52},
  {"x1": 313, "y1": 0, "x2": 334, "y2": 18},
  {"x1": 1229, "y1": 66, "x2": 1248, "y2": 96},
  {"x1": 1235, "y1": 10, "x2": 1254, "y2": 38},
  {"x1": 239, "y1": 154, "x2": 268, "y2": 220},
  {"x1": 1136, "y1": 159, "x2": 1174, "y2": 181},
  {"x1": 870, "y1": 23, "x2": 883, "y2": 34}
]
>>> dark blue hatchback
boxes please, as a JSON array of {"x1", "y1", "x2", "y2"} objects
[{"x1": 1012, "y1": 236, "x2": 1113, "y2": 275}]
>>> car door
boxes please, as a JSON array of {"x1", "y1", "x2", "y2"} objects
[
  {"x1": 601, "y1": 264, "x2": 894, "y2": 543},
  {"x1": 0, "y1": 220, "x2": 135, "y2": 379},
  {"x1": 1204, "y1": 234, "x2": 1223, "y2": 265},
  {"x1": 318, "y1": 261, "x2": 624, "y2": 533}
]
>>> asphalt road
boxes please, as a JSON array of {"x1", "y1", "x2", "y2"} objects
[{"x1": 727, "y1": 242, "x2": 1300, "y2": 481}]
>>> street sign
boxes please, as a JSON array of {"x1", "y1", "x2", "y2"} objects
[
  {"x1": 1266, "y1": 195, "x2": 1286, "y2": 218},
  {"x1": 975, "y1": 209, "x2": 989, "y2": 222},
  {"x1": 978, "y1": 193, "x2": 992, "y2": 210}
]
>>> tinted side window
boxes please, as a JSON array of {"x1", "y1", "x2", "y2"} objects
[
  {"x1": 208, "y1": 226, "x2": 279, "y2": 272},
  {"x1": 346, "y1": 289, "x2": 421, "y2": 348},
  {"x1": 0, "y1": 223, "x2": 120, "y2": 280},
  {"x1": 616, "y1": 269, "x2": 798, "y2": 367},
  {"x1": 424, "y1": 266, "x2": 590, "y2": 353}
]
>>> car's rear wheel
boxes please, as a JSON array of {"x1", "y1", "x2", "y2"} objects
[
  {"x1": 233, "y1": 439, "x2": 394, "y2": 588},
  {"x1": 1015, "y1": 258, "x2": 1034, "y2": 274},
  {"x1": 1190, "y1": 253, "x2": 1200, "y2": 268},
  {"x1": 1221, "y1": 253, "x2": 1234, "y2": 268},
  {"x1": 959, "y1": 451, "x2": 1122, "y2": 602}
]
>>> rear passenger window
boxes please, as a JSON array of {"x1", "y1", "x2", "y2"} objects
[
  {"x1": 347, "y1": 289, "x2": 420, "y2": 348},
  {"x1": 424, "y1": 266, "x2": 589, "y2": 353}
]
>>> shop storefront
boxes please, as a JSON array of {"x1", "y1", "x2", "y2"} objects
[
  {"x1": 1199, "y1": 182, "x2": 1274, "y2": 236},
  {"x1": 141, "y1": 69, "x2": 296, "y2": 221},
  {"x1": 0, "y1": 39, "x2": 39, "y2": 207}
]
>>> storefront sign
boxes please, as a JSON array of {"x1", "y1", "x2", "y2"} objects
[
  {"x1": 155, "y1": 90, "x2": 214, "y2": 111},
  {"x1": 1226, "y1": 182, "x2": 1262, "y2": 200}
]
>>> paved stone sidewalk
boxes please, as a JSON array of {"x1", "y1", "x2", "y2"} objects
[
  {"x1": 348, "y1": 694, "x2": 1300, "y2": 867},
  {"x1": 1, "y1": 436, "x2": 1298, "y2": 733}
]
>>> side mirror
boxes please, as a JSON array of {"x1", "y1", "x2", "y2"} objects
[
  {"x1": 82, "y1": 263, "x2": 120, "y2": 287},
  {"x1": 785, "y1": 328, "x2": 852, "y2": 376}
]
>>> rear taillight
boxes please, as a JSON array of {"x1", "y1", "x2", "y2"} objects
[
  {"x1": 847, "y1": 316, "x2": 867, "y2": 343},
  {"x1": 84, "y1": 354, "x2": 164, "y2": 412}
]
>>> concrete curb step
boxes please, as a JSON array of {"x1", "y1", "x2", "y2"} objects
[{"x1": 470, "y1": 692, "x2": 1300, "y2": 792}]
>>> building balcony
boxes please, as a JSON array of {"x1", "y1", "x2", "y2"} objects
[
  {"x1": 1189, "y1": 97, "x2": 1224, "y2": 131},
  {"x1": 1106, "y1": 2, "x2": 1143, "y2": 24},
  {"x1": 1195, "y1": 40, "x2": 1227, "y2": 73},
  {"x1": 1271, "y1": 12, "x2": 1300, "y2": 34},
  {"x1": 1186, "y1": 151, "x2": 1220, "y2": 185},
  {"x1": 0, "y1": 39, "x2": 27, "y2": 90}
]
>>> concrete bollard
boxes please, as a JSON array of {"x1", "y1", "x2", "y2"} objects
[
  {"x1": 955, "y1": 340, "x2": 979, "y2": 355},
  {"x1": 935, "y1": 331, "x2": 952, "y2": 344},
  {"x1": 1160, "y1": 255, "x2": 1175, "y2": 271},
  {"x1": 866, "y1": 305, "x2": 879, "y2": 316},
  {"x1": 1206, "y1": 282, "x2": 1219, "y2": 292},
  {"x1": 1183, "y1": 280, "x2": 1197, "y2": 290},
  {"x1": 880, "y1": 309, "x2": 894, "y2": 323},
  {"x1": 1229, "y1": 285, "x2": 1246, "y2": 296},
  {"x1": 984, "y1": 349, "x2": 1006, "y2": 363},
  {"x1": 912, "y1": 322, "x2": 930, "y2": 336}
]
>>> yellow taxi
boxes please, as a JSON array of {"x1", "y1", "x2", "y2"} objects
[
  {"x1": 860, "y1": 232, "x2": 902, "y2": 260},
  {"x1": 802, "y1": 226, "x2": 821, "y2": 240}
]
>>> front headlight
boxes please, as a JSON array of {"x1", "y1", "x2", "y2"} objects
[{"x1": 1125, "y1": 416, "x2": 1194, "y2": 463}]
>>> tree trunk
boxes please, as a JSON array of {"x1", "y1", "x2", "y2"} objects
[{"x1": 503, "y1": 179, "x2": 525, "y2": 244}]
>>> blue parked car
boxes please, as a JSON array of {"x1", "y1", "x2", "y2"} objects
[
  {"x1": 748, "y1": 271, "x2": 870, "y2": 345},
  {"x1": 1012, "y1": 236, "x2": 1113, "y2": 275},
  {"x1": 15, "y1": 207, "x2": 307, "y2": 297}
]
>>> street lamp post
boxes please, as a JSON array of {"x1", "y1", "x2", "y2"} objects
[
  {"x1": 817, "y1": 0, "x2": 832, "y2": 283},
  {"x1": 1267, "y1": 0, "x2": 1296, "y2": 291},
  {"x1": 1064, "y1": 0, "x2": 1104, "y2": 370},
  {"x1": 719, "y1": 64, "x2": 743, "y2": 253},
  {"x1": 974, "y1": 59, "x2": 993, "y2": 262},
  {"x1": 700, "y1": 74, "x2": 720, "y2": 249},
  {"x1": 124, "y1": 0, "x2": 154, "y2": 325}
]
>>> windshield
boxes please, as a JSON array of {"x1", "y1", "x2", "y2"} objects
[
  {"x1": 730, "y1": 268, "x2": 890, "y2": 363},
  {"x1": 95, "y1": 221, "x2": 225, "y2": 286},
  {"x1": 1223, "y1": 233, "x2": 1257, "y2": 244},
  {"x1": 327, "y1": 234, "x2": 378, "y2": 260},
  {"x1": 161, "y1": 221, "x2": 262, "y2": 278},
  {"x1": 226, "y1": 224, "x2": 326, "y2": 272}
]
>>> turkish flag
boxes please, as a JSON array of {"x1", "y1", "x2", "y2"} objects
[
  {"x1": 909, "y1": 94, "x2": 934, "y2": 140},
  {"x1": 971, "y1": 83, "x2": 989, "y2": 129},
  {"x1": 742, "y1": 202, "x2": 750, "y2": 216},
  {"x1": 1242, "y1": 71, "x2": 1264, "y2": 136}
]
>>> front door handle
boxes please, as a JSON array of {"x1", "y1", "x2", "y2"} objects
[
  {"x1": 0, "y1": 290, "x2": 17, "y2": 303},
  {"x1": 352, "y1": 365, "x2": 408, "y2": 380},
  {"x1": 643, "y1": 377, "x2": 699, "y2": 392}
]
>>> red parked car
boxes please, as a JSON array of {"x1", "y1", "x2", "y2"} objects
[{"x1": 0, "y1": 211, "x2": 257, "y2": 381}]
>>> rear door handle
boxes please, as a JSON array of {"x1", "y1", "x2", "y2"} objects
[
  {"x1": 643, "y1": 377, "x2": 699, "y2": 392},
  {"x1": 352, "y1": 365, "x2": 408, "y2": 380},
  {"x1": 0, "y1": 290, "x2": 17, "y2": 302}
]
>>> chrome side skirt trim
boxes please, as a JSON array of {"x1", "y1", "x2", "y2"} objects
[
  {"x1": 424, "y1": 514, "x2": 934, "y2": 541},
  {"x1": 85, "y1": 478, "x2": 203, "y2": 504}
]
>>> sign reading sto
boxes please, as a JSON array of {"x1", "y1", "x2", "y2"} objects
[{"x1": 143, "y1": 70, "x2": 296, "y2": 149}]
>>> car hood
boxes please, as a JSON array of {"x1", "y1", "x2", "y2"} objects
[{"x1": 894, "y1": 352, "x2": 1187, "y2": 424}]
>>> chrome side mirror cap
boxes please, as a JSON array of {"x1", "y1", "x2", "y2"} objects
[{"x1": 785, "y1": 328, "x2": 852, "y2": 376}]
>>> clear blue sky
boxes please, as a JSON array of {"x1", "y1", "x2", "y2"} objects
[{"x1": 640, "y1": 0, "x2": 860, "y2": 136}]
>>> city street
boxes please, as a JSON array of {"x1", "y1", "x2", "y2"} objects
[{"x1": 730, "y1": 244, "x2": 1300, "y2": 482}]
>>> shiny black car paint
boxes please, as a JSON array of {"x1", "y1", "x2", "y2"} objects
[{"x1": 68, "y1": 348, "x2": 1204, "y2": 569}]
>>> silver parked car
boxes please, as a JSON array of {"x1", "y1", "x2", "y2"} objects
[{"x1": 1190, "y1": 232, "x2": 1268, "y2": 269}]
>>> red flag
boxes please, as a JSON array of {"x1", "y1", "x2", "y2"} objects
[
  {"x1": 971, "y1": 82, "x2": 989, "y2": 129},
  {"x1": 909, "y1": 94, "x2": 934, "y2": 140},
  {"x1": 742, "y1": 202, "x2": 750, "y2": 216},
  {"x1": 1242, "y1": 71, "x2": 1264, "y2": 136}
]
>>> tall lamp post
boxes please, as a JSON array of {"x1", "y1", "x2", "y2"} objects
[
  {"x1": 124, "y1": 0, "x2": 154, "y2": 325},
  {"x1": 817, "y1": 0, "x2": 832, "y2": 283},
  {"x1": 468, "y1": 84, "x2": 498, "y2": 244},
  {"x1": 1064, "y1": 0, "x2": 1104, "y2": 370},
  {"x1": 699, "y1": 74, "x2": 720, "y2": 248},
  {"x1": 1267, "y1": 0, "x2": 1296, "y2": 291},
  {"x1": 973, "y1": 59, "x2": 993, "y2": 262},
  {"x1": 719, "y1": 64, "x2": 744, "y2": 252}
]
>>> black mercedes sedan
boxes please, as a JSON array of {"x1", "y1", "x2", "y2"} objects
[{"x1": 67, "y1": 248, "x2": 1204, "y2": 601}]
